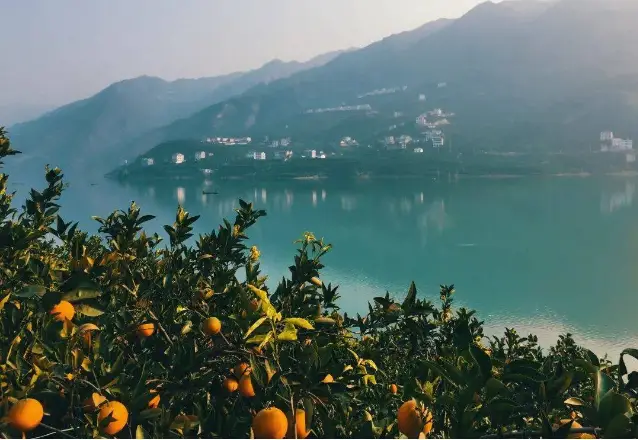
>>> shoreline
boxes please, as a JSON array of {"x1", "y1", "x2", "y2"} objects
[{"x1": 108, "y1": 170, "x2": 638, "y2": 183}]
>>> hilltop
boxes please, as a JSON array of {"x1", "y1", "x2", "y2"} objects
[
  {"x1": 113, "y1": 0, "x2": 638, "y2": 180},
  {"x1": 5, "y1": 50, "x2": 346, "y2": 175}
]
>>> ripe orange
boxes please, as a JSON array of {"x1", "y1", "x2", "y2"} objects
[
  {"x1": 8, "y1": 398, "x2": 44, "y2": 432},
  {"x1": 233, "y1": 362, "x2": 251, "y2": 378},
  {"x1": 397, "y1": 399, "x2": 433, "y2": 439},
  {"x1": 136, "y1": 323, "x2": 155, "y2": 338},
  {"x1": 321, "y1": 374, "x2": 334, "y2": 384},
  {"x1": 98, "y1": 401, "x2": 129, "y2": 435},
  {"x1": 202, "y1": 317, "x2": 222, "y2": 336},
  {"x1": 554, "y1": 420, "x2": 594, "y2": 439},
  {"x1": 82, "y1": 393, "x2": 107, "y2": 412},
  {"x1": 223, "y1": 377, "x2": 239, "y2": 393},
  {"x1": 286, "y1": 409, "x2": 310, "y2": 439},
  {"x1": 239, "y1": 375, "x2": 256, "y2": 397},
  {"x1": 390, "y1": 383, "x2": 399, "y2": 394},
  {"x1": 50, "y1": 300, "x2": 75, "y2": 322},
  {"x1": 148, "y1": 390, "x2": 160, "y2": 409},
  {"x1": 252, "y1": 407, "x2": 288, "y2": 439}
]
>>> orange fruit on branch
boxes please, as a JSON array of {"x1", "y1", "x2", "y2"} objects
[
  {"x1": 286, "y1": 408, "x2": 310, "y2": 439},
  {"x1": 397, "y1": 399, "x2": 433, "y2": 439},
  {"x1": 390, "y1": 383, "x2": 399, "y2": 394},
  {"x1": 202, "y1": 317, "x2": 222, "y2": 336},
  {"x1": 8, "y1": 398, "x2": 44, "y2": 432},
  {"x1": 148, "y1": 390, "x2": 160, "y2": 408},
  {"x1": 223, "y1": 377, "x2": 239, "y2": 393},
  {"x1": 136, "y1": 322, "x2": 155, "y2": 338},
  {"x1": 50, "y1": 300, "x2": 74, "y2": 322},
  {"x1": 233, "y1": 362, "x2": 251, "y2": 378},
  {"x1": 238, "y1": 375, "x2": 256, "y2": 397},
  {"x1": 252, "y1": 407, "x2": 288, "y2": 439},
  {"x1": 98, "y1": 401, "x2": 129, "y2": 435},
  {"x1": 82, "y1": 393, "x2": 107, "y2": 412}
]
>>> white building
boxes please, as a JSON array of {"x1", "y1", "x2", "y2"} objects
[
  {"x1": 601, "y1": 131, "x2": 614, "y2": 141},
  {"x1": 172, "y1": 153, "x2": 185, "y2": 164},
  {"x1": 319, "y1": 151, "x2": 326, "y2": 159},
  {"x1": 425, "y1": 130, "x2": 443, "y2": 141},
  {"x1": 398, "y1": 135, "x2": 413, "y2": 146},
  {"x1": 418, "y1": 94, "x2": 427, "y2": 101},
  {"x1": 340, "y1": 137, "x2": 358, "y2": 147},
  {"x1": 393, "y1": 111, "x2": 403, "y2": 118},
  {"x1": 430, "y1": 108, "x2": 444, "y2": 117},
  {"x1": 142, "y1": 158, "x2": 154, "y2": 166},
  {"x1": 385, "y1": 136, "x2": 396, "y2": 145},
  {"x1": 414, "y1": 148, "x2": 424, "y2": 153},
  {"x1": 202, "y1": 168, "x2": 213, "y2": 175},
  {"x1": 416, "y1": 114, "x2": 428, "y2": 126},
  {"x1": 612, "y1": 138, "x2": 633, "y2": 151},
  {"x1": 431, "y1": 136, "x2": 445, "y2": 148},
  {"x1": 194, "y1": 151, "x2": 206, "y2": 161},
  {"x1": 311, "y1": 150, "x2": 317, "y2": 159},
  {"x1": 280, "y1": 138, "x2": 291, "y2": 147},
  {"x1": 253, "y1": 152, "x2": 266, "y2": 160}
]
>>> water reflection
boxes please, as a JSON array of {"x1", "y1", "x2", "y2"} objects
[
  {"x1": 43, "y1": 176, "x2": 638, "y2": 358},
  {"x1": 601, "y1": 181, "x2": 635, "y2": 214}
]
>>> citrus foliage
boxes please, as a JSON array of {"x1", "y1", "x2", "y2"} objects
[{"x1": 2, "y1": 126, "x2": 638, "y2": 438}]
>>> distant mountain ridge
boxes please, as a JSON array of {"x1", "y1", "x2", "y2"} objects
[
  {"x1": 120, "y1": 0, "x2": 638, "y2": 171},
  {"x1": 5, "y1": 49, "x2": 347, "y2": 175}
]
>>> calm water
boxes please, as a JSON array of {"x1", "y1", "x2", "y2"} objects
[{"x1": 11, "y1": 173, "x2": 638, "y2": 359}]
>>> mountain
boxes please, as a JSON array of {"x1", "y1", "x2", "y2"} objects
[
  {"x1": 6, "y1": 49, "x2": 346, "y2": 175},
  {"x1": 123, "y1": 0, "x2": 638, "y2": 172}
]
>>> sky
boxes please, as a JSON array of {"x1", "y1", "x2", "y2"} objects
[{"x1": 1, "y1": 0, "x2": 495, "y2": 108}]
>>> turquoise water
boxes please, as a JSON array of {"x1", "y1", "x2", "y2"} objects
[{"x1": 11, "y1": 173, "x2": 638, "y2": 359}]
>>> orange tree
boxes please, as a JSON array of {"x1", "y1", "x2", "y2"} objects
[{"x1": 2, "y1": 125, "x2": 638, "y2": 438}]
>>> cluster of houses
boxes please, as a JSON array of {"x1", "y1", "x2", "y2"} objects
[
  {"x1": 204, "y1": 137, "x2": 252, "y2": 145},
  {"x1": 340, "y1": 137, "x2": 359, "y2": 147},
  {"x1": 246, "y1": 150, "x2": 295, "y2": 161},
  {"x1": 600, "y1": 131, "x2": 633, "y2": 152},
  {"x1": 357, "y1": 86, "x2": 407, "y2": 99},
  {"x1": 305, "y1": 104, "x2": 372, "y2": 114},
  {"x1": 270, "y1": 138, "x2": 291, "y2": 148}
]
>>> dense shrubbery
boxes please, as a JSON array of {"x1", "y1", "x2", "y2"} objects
[{"x1": 2, "y1": 125, "x2": 638, "y2": 439}]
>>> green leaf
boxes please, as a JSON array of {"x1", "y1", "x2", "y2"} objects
[
  {"x1": 574, "y1": 359, "x2": 598, "y2": 375},
  {"x1": 619, "y1": 348, "x2": 638, "y2": 376},
  {"x1": 75, "y1": 302, "x2": 105, "y2": 317},
  {"x1": 402, "y1": 281, "x2": 417, "y2": 311},
  {"x1": 486, "y1": 378, "x2": 509, "y2": 400},
  {"x1": 603, "y1": 413, "x2": 631, "y2": 438},
  {"x1": 138, "y1": 408, "x2": 163, "y2": 420},
  {"x1": 14, "y1": 285, "x2": 46, "y2": 298},
  {"x1": 598, "y1": 391, "x2": 632, "y2": 428},
  {"x1": 470, "y1": 343, "x2": 492, "y2": 379},
  {"x1": 136, "y1": 425, "x2": 147, "y2": 439},
  {"x1": 0, "y1": 293, "x2": 10, "y2": 310},
  {"x1": 246, "y1": 331, "x2": 272, "y2": 345},
  {"x1": 244, "y1": 317, "x2": 268, "y2": 339},
  {"x1": 362, "y1": 374, "x2": 377, "y2": 386},
  {"x1": 277, "y1": 323, "x2": 298, "y2": 341},
  {"x1": 595, "y1": 372, "x2": 615, "y2": 410},
  {"x1": 284, "y1": 317, "x2": 314, "y2": 330}
]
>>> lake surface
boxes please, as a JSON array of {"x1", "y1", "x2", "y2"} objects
[{"x1": 10, "y1": 172, "x2": 638, "y2": 359}]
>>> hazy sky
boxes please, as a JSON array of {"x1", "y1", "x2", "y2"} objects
[{"x1": 1, "y1": 0, "x2": 493, "y2": 107}]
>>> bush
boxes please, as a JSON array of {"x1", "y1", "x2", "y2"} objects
[{"x1": 1, "y1": 126, "x2": 638, "y2": 438}]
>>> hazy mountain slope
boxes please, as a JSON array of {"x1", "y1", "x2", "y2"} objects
[
  {"x1": 125, "y1": 0, "x2": 638, "y2": 164},
  {"x1": 7, "y1": 49, "x2": 345, "y2": 175},
  {"x1": 119, "y1": 18, "x2": 454, "y2": 157}
]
